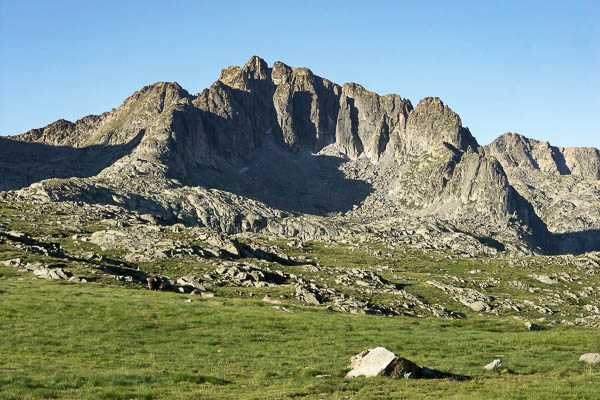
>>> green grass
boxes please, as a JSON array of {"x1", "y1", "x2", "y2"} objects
[
  {"x1": 2, "y1": 198, "x2": 600, "y2": 398},
  {"x1": 1, "y1": 267, "x2": 599, "y2": 400}
]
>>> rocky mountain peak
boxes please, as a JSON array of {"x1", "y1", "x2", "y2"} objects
[
  {"x1": 218, "y1": 55, "x2": 271, "y2": 91},
  {"x1": 397, "y1": 97, "x2": 478, "y2": 159},
  {"x1": 119, "y1": 81, "x2": 191, "y2": 115},
  {"x1": 3, "y1": 56, "x2": 599, "y2": 255},
  {"x1": 244, "y1": 55, "x2": 270, "y2": 74},
  {"x1": 486, "y1": 132, "x2": 600, "y2": 179}
]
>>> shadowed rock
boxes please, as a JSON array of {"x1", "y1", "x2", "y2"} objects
[{"x1": 346, "y1": 347, "x2": 469, "y2": 380}]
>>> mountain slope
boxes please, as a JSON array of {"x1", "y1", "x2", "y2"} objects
[
  {"x1": 2, "y1": 56, "x2": 598, "y2": 254},
  {"x1": 485, "y1": 133, "x2": 600, "y2": 252}
]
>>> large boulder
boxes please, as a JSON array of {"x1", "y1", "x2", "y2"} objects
[{"x1": 345, "y1": 347, "x2": 422, "y2": 379}]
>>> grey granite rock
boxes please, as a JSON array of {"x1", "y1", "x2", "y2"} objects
[{"x1": 1, "y1": 56, "x2": 598, "y2": 255}]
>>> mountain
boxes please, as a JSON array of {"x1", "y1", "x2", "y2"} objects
[
  {"x1": 1, "y1": 56, "x2": 598, "y2": 255},
  {"x1": 485, "y1": 133, "x2": 600, "y2": 252}
]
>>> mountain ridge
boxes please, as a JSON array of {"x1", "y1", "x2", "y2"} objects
[{"x1": 2, "y1": 56, "x2": 599, "y2": 255}]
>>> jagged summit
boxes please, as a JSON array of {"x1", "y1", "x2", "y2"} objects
[
  {"x1": 487, "y1": 132, "x2": 600, "y2": 178},
  {"x1": 1, "y1": 56, "x2": 599, "y2": 255},
  {"x1": 11, "y1": 56, "x2": 478, "y2": 162}
]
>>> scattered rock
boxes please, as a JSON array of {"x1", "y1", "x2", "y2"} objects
[
  {"x1": 177, "y1": 276, "x2": 206, "y2": 292},
  {"x1": 0, "y1": 258, "x2": 22, "y2": 267},
  {"x1": 583, "y1": 304, "x2": 600, "y2": 314},
  {"x1": 579, "y1": 353, "x2": 600, "y2": 365},
  {"x1": 525, "y1": 321, "x2": 541, "y2": 331},
  {"x1": 523, "y1": 300, "x2": 554, "y2": 314},
  {"x1": 484, "y1": 359, "x2": 503, "y2": 370},
  {"x1": 295, "y1": 285, "x2": 324, "y2": 306},
  {"x1": 68, "y1": 276, "x2": 88, "y2": 283},
  {"x1": 32, "y1": 266, "x2": 71, "y2": 280},
  {"x1": 263, "y1": 295, "x2": 284, "y2": 304},
  {"x1": 273, "y1": 306, "x2": 293, "y2": 313},
  {"x1": 531, "y1": 274, "x2": 559, "y2": 285},
  {"x1": 426, "y1": 280, "x2": 493, "y2": 312}
]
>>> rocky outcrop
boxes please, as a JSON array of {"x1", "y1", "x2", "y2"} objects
[
  {"x1": 485, "y1": 133, "x2": 600, "y2": 253},
  {"x1": 336, "y1": 83, "x2": 412, "y2": 161},
  {"x1": 396, "y1": 97, "x2": 478, "y2": 158},
  {"x1": 486, "y1": 133, "x2": 600, "y2": 179}
]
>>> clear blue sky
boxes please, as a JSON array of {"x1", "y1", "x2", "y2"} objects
[{"x1": 1, "y1": 0, "x2": 598, "y2": 147}]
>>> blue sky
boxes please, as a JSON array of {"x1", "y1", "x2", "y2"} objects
[{"x1": 1, "y1": 0, "x2": 598, "y2": 147}]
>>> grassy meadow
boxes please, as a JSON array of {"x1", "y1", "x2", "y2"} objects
[{"x1": 1, "y1": 265, "x2": 599, "y2": 400}]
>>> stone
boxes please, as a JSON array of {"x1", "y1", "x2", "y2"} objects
[
  {"x1": 579, "y1": 353, "x2": 600, "y2": 365},
  {"x1": 263, "y1": 295, "x2": 283, "y2": 304},
  {"x1": 345, "y1": 347, "x2": 422, "y2": 379},
  {"x1": 273, "y1": 306, "x2": 293, "y2": 313},
  {"x1": 0, "y1": 258, "x2": 21, "y2": 267},
  {"x1": 525, "y1": 321, "x2": 541, "y2": 331},
  {"x1": 295, "y1": 286, "x2": 322, "y2": 305},
  {"x1": 531, "y1": 274, "x2": 559, "y2": 285},
  {"x1": 346, "y1": 347, "x2": 398, "y2": 378},
  {"x1": 484, "y1": 359, "x2": 503, "y2": 370},
  {"x1": 466, "y1": 301, "x2": 489, "y2": 312},
  {"x1": 177, "y1": 276, "x2": 206, "y2": 292},
  {"x1": 32, "y1": 267, "x2": 71, "y2": 280},
  {"x1": 583, "y1": 304, "x2": 600, "y2": 314},
  {"x1": 426, "y1": 280, "x2": 493, "y2": 312}
]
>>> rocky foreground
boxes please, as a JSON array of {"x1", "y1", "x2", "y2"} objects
[{"x1": 1, "y1": 198, "x2": 599, "y2": 329}]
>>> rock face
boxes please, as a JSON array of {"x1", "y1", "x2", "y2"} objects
[
  {"x1": 486, "y1": 133, "x2": 600, "y2": 253},
  {"x1": 397, "y1": 97, "x2": 477, "y2": 158},
  {"x1": 1, "y1": 56, "x2": 598, "y2": 254},
  {"x1": 486, "y1": 133, "x2": 600, "y2": 179}
]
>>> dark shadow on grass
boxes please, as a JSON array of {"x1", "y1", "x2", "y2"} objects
[
  {"x1": 172, "y1": 372, "x2": 231, "y2": 385},
  {"x1": 420, "y1": 367, "x2": 471, "y2": 381}
]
